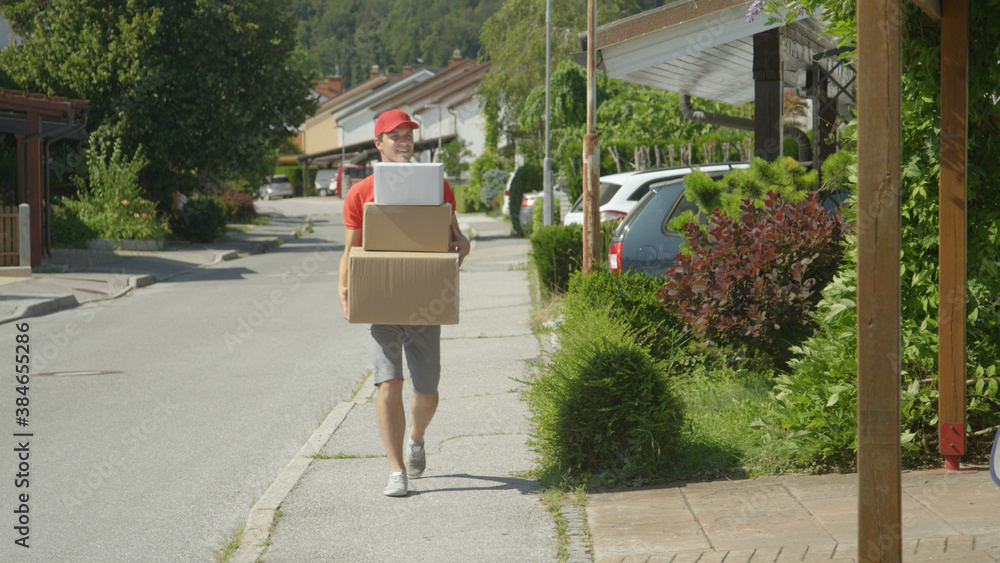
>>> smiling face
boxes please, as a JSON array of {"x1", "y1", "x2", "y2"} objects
[{"x1": 374, "y1": 125, "x2": 415, "y2": 163}]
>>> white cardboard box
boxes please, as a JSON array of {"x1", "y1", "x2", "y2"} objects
[{"x1": 373, "y1": 162, "x2": 444, "y2": 205}]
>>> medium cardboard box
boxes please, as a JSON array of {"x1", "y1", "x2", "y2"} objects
[
  {"x1": 362, "y1": 202, "x2": 451, "y2": 253},
  {"x1": 348, "y1": 247, "x2": 459, "y2": 325},
  {"x1": 373, "y1": 162, "x2": 444, "y2": 205}
]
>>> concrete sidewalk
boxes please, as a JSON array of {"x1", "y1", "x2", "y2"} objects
[{"x1": 230, "y1": 213, "x2": 557, "y2": 562}]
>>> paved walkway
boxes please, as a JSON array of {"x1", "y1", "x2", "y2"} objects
[{"x1": 587, "y1": 468, "x2": 1000, "y2": 562}]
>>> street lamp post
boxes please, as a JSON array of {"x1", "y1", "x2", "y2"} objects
[{"x1": 543, "y1": 0, "x2": 553, "y2": 226}]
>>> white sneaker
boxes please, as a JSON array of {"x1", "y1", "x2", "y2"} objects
[
  {"x1": 406, "y1": 440, "x2": 426, "y2": 478},
  {"x1": 383, "y1": 470, "x2": 407, "y2": 497}
]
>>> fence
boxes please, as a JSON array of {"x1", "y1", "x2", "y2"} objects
[{"x1": 0, "y1": 205, "x2": 19, "y2": 267}]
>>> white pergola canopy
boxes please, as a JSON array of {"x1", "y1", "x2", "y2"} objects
[{"x1": 583, "y1": 0, "x2": 852, "y2": 106}]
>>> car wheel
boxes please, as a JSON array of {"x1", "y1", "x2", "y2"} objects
[{"x1": 318, "y1": 188, "x2": 328, "y2": 197}]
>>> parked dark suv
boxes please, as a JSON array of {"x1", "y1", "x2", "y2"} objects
[{"x1": 608, "y1": 172, "x2": 850, "y2": 278}]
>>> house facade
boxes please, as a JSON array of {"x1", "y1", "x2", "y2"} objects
[{"x1": 295, "y1": 51, "x2": 490, "y2": 175}]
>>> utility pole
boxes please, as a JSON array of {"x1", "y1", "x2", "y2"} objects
[
  {"x1": 581, "y1": 0, "x2": 600, "y2": 273},
  {"x1": 543, "y1": 0, "x2": 554, "y2": 226}
]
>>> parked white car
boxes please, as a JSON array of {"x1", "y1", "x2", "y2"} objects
[
  {"x1": 562, "y1": 163, "x2": 750, "y2": 225},
  {"x1": 258, "y1": 174, "x2": 294, "y2": 200},
  {"x1": 314, "y1": 169, "x2": 338, "y2": 197}
]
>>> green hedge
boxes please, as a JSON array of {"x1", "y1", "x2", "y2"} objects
[
  {"x1": 564, "y1": 269, "x2": 686, "y2": 362},
  {"x1": 273, "y1": 165, "x2": 319, "y2": 196},
  {"x1": 509, "y1": 163, "x2": 542, "y2": 236},
  {"x1": 530, "y1": 221, "x2": 618, "y2": 299},
  {"x1": 530, "y1": 223, "x2": 582, "y2": 300}
]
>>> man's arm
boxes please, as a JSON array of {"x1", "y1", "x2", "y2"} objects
[
  {"x1": 449, "y1": 215, "x2": 470, "y2": 266},
  {"x1": 338, "y1": 228, "x2": 363, "y2": 320}
]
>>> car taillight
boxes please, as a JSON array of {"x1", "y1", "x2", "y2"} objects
[
  {"x1": 609, "y1": 241, "x2": 622, "y2": 274},
  {"x1": 521, "y1": 196, "x2": 536, "y2": 208},
  {"x1": 600, "y1": 210, "x2": 627, "y2": 222}
]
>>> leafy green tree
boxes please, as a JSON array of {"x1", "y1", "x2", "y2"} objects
[
  {"x1": 438, "y1": 138, "x2": 473, "y2": 178},
  {"x1": 1, "y1": 0, "x2": 315, "y2": 201},
  {"x1": 517, "y1": 58, "x2": 751, "y2": 198},
  {"x1": 478, "y1": 0, "x2": 663, "y2": 150}
]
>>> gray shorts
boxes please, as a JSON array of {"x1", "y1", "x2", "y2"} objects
[{"x1": 367, "y1": 324, "x2": 441, "y2": 395}]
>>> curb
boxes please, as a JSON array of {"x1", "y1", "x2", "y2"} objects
[
  {"x1": 230, "y1": 374, "x2": 377, "y2": 563},
  {"x1": 6, "y1": 294, "x2": 79, "y2": 324},
  {"x1": 0, "y1": 223, "x2": 306, "y2": 326}
]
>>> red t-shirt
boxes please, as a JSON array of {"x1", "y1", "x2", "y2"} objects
[{"x1": 343, "y1": 174, "x2": 456, "y2": 230}]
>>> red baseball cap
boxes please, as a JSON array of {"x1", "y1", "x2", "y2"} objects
[{"x1": 374, "y1": 109, "x2": 419, "y2": 137}]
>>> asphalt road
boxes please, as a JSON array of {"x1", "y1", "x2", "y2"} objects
[{"x1": 0, "y1": 196, "x2": 371, "y2": 562}]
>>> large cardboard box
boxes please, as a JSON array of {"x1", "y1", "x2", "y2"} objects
[
  {"x1": 348, "y1": 247, "x2": 459, "y2": 325},
  {"x1": 373, "y1": 162, "x2": 444, "y2": 205},
  {"x1": 362, "y1": 202, "x2": 451, "y2": 252}
]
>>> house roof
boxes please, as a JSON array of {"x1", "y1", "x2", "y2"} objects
[
  {"x1": 302, "y1": 72, "x2": 402, "y2": 128},
  {"x1": 312, "y1": 80, "x2": 343, "y2": 100},
  {"x1": 578, "y1": 0, "x2": 849, "y2": 106},
  {"x1": 371, "y1": 59, "x2": 492, "y2": 114},
  {"x1": 331, "y1": 67, "x2": 438, "y2": 120}
]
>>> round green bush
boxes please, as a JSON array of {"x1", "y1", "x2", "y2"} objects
[
  {"x1": 529, "y1": 223, "x2": 582, "y2": 299},
  {"x1": 170, "y1": 195, "x2": 227, "y2": 242},
  {"x1": 525, "y1": 306, "x2": 684, "y2": 487}
]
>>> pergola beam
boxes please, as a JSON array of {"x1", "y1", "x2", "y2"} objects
[
  {"x1": 937, "y1": 0, "x2": 969, "y2": 470},
  {"x1": 911, "y1": 0, "x2": 943, "y2": 22}
]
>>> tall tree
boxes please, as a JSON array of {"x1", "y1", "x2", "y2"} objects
[{"x1": 1, "y1": 0, "x2": 315, "y2": 198}]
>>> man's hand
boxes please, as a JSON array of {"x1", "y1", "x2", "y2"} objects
[
  {"x1": 338, "y1": 285, "x2": 349, "y2": 320},
  {"x1": 450, "y1": 224, "x2": 470, "y2": 266}
]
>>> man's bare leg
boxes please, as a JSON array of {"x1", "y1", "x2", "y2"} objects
[
  {"x1": 409, "y1": 390, "x2": 439, "y2": 443},
  {"x1": 376, "y1": 379, "x2": 406, "y2": 472}
]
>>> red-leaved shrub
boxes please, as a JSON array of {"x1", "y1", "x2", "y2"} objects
[
  {"x1": 218, "y1": 185, "x2": 258, "y2": 222},
  {"x1": 659, "y1": 191, "x2": 851, "y2": 366}
]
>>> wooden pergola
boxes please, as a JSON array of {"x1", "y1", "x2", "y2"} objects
[
  {"x1": 0, "y1": 88, "x2": 89, "y2": 265},
  {"x1": 581, "y1": 0, "x2": 974, "y2": 559},
  {"x1": 857, "y1": 0, "x2": 970, "y2": 559}
]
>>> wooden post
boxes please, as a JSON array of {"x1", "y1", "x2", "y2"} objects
[
  {"x1": 753, "y1": 29, "x2": 783, "y2": 161},
  {"x1": 856, "y1": 0, "x2": 903, "y2": 560},
  {"x1": 582, "y1": 0, "x2": 599, "y2": 274},
  {"x1": 25, "y1": 112, "x2": 44, "y2": 266},
  {"x1": 938, "y1": 0, "x2": 969, "y2": 472}
]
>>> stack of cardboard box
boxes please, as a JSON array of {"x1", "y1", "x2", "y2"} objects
[{"x1": 347, "y1": 163, "x2": 459, "y2": 325}]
